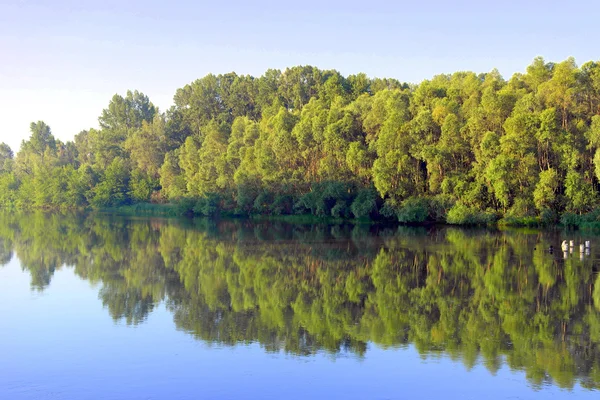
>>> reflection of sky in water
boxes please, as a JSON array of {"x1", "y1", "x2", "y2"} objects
[{"x1": 0, "y1": 260, "x2": 596, "y2": 400}]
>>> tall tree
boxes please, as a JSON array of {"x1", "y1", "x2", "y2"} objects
[{"x1": 0, "y1": 143, "x2": 13, "y2": 173}]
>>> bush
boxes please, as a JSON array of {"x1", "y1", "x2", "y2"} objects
[
  {"x1": 429, "y1": 195, "x2": 455, "y2": 222},
  {"x1": 235, "y1": 183, "x2": 257, "y2": 215},
  {"x1": 351, "y1": 188, "x2": 377, "y2": 219},
  {"x1": 175, "y1": 194, "x2": 221, "y2": 217},
  {"x1": 253, "y1": 191, "x2": 273, "y2": 214},
  {"x1": 174, "y1": 197, "x2": 197, "y2": 216},
  {"x1": 396, "y1": 197, "x2": 429, "y2": 224},
  {"x1": 331, "y1": 200, "x2": 349, "y2": 218},
  {"x1": 506, "y1": 197, "x2": 536, "y2": 218},
  {"x1": 294, "y1": 191, "x2": 318, "y2": 215},
  {"x1": 539, "y1": 208, "x2": 558, "y2": 225},
  {"x1": 129, "y1": 170, "x2": 158, "y2": 203},
  {"x1": 192, "y1": 193, "x2": 220, "y2": 217},
  {"x1": 446, "y1": 203, "x2": 497, "y2": 225},
  {"x1": 294, "y1": 181, "x2": 353, "y2": 217},
  {"x1": 560, "y1": 209, "x2": 600, "y2": 230},
  {"x1": 271, "y1": 195, "x2": 293, "y2": 215},
  {"x1": 393, "y1": 195, "x2": 454, "y2": 224},
  {"x1": 380, "y1": 199, "x2": 398, "y2": 219}
]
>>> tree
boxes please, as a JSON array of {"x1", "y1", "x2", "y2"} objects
[
  {"x1": 538, "y1": 58, "x2": 578, "y2": 129},
  {"x1": 126, "y1": 115, "x2": 167, "y2": 179},
  {"x1": 99, "y1": 90, "x2": 156, "y2": 133},
  {"x1": 195, "y1": 121, "x2": 230, "y2": 194},
  {"x1": 533, "y1": 168, "x2": 559, "y2": 211},
  {"x1": 95, "y1": 91, "x2": 157, "y2": 169},
  {"x1": 28, "y1": 121, "x2": 56, "y2": 157},
  {"x1": 524, "y1": 56, "x2": 553, "y2": 90},
  {"x1": 0, "y1": 143, "x2": 13, "y2": 173},
  {"x1": 159, "y1": 150, "x2": 186, "y2": 200},
  {"x1": 3, "y1": 59, "x2": 600, "y2": 220},
  {"x1": 564, "y1": 169, "x2": 595, "y2": 213},
  {"x1": 91, "y1": 157, "x2": 131, "y2": 207}
]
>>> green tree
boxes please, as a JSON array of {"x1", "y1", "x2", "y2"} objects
[
  {"x1": 533, "y1": 168, "x2": 559, "y2": 211},
  {"x1": 0, "y1": 143, "x2": 14, "y2": 173},
  {"x1": 125, "y1": 114, "x2": 167, "y2": 179},
  {"x1": 564, "y1": 169, "x2": 595, "y2": 213},
  {"x1": 91, "y1": 157, "x2": 131, "y2": 207}
]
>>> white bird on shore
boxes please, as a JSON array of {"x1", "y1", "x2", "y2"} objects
[{"x1": 561, "y1": 240, "x2": 569, "y2": 252}]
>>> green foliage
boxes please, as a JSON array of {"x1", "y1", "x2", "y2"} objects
[
  {"x1": 5, "y1": 58, "x2": 600, "y2": 225},
  {"x1": 0, "y1": 143, "x2": 13, "y2": 174},
  {"x1": 429, "y1": 194, "x2": 455, "y2": 222},
  {"x1": 396, "y1": 197, "x2": 430, "y2": 223},
  {"x1": 534, "y1": 168, "x2": 559, "y2": 211},
  {"x1": 159, "y1": 150, "x2": 186, "y2": 201},
  {"x1": 253, "y1": 191, "x2": 273, "y2": 214},
  {"x1": 174, "y1": 197, "x2": 198, "y2": 216},
  {"x1": 192, "y1": 193, "x2": 221, "y2": 217},
  {"x1": 271, "y1": 195, "x2": 293, "y2": 215},
  {"x1": 0, "y1": 172, "x2": 18, "y2": 206},
  {"x1": 565, "y1": 170, "x2": 596, "y2": 213},
  {"x1": 295, "y1": 181, "x2": 353, "y2": 217},
  {"x1": 446, "y1": 203, "x2": 497, "y2": 225},
  {"x1": 350, "y1": 188, "x2": 378, "y2": 219},
  {"x1": 506, "y1": 197, "x2": 536, "y2": 218},
  {"x1": 91, "y1": 158, "x2": 131, "y2": 207},
  {"x1": 560, "y1": 209, "x2": 600, "y2": 230},
  {"x1": 539, "y1": 208, "x2": 559, "y2": 225}
]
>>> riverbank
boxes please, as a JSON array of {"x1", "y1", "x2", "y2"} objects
[{"x1": 91, "y1": 202, "x2": 600, "y2": 231}]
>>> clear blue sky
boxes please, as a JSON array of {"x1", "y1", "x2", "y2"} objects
[{"x1": 1, "y1": 0, "x2": 599, "y2": 152}]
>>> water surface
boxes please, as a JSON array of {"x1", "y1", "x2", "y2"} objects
[{"x1": 0, "y1": 212, "x2": 599, "y2": 399}]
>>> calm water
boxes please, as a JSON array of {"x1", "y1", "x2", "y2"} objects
[{"x1": 0, "y1": 212, "x2": 599, "y2": 399}]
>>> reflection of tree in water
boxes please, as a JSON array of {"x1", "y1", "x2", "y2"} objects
[
  {"x1": 99, "y1": 284, "x2": 156, "y2": 325},
  {"x1": 0, "y1": 237, "x2": 13, "y2": 266},
  {"x1": 2, "y1": 210, "x2": 600, "y2": 389},
  {"x1": 595, "y1": 274, "x2": 600, "y2": 311}
]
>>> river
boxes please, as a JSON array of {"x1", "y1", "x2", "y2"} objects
[{"x1": 0, "y1": 212, "x2": 599, "y2": 399}]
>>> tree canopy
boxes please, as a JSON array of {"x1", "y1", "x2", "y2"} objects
[{"x1": 3, "y1": 59, "x2": 600, "y2": 224}]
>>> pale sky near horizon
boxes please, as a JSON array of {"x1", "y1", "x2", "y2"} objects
[{"x1": 1, "y1": 0, "x2": 599, "y2": 153}]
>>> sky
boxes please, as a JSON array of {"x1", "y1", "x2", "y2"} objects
[{"x1": 1, "y1": 0, "x2": 599, "y2": 152}]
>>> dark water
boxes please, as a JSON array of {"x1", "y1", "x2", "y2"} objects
[{"x1": 0, "y1": 212, "x2": 599, "y2": 399}]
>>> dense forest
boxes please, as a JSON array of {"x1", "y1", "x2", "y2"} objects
[
  {"x1": 1, "y1": 212, "x2": 599, "y2": 389},
  {"x1": 2, "y1": 57, "x2": 600, "y2": 224}
]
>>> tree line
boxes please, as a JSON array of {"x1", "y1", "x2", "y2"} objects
[
  {"x1": 2, "y1": 57, "x2": 600, "y2": 224},
  {"x1": 1, "y1": 212, "x2": 599, "y2": 389}
]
